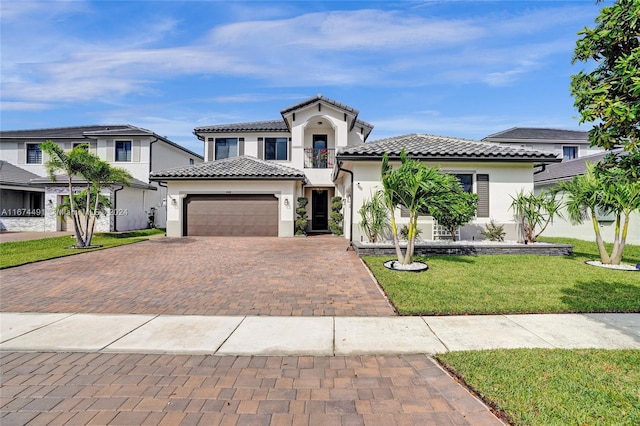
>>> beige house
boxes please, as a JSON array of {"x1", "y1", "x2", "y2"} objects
[
  {"x1": 0, "y1": 125, "x2": 202, "y2": 232},
  {"x1": 152, "y1": 95, "x2": 560, "y2": 241}
]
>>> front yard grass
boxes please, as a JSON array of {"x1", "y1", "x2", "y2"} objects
[
  {"x1": 0, "y1": 229, "x2": 164, "y2": 269},
  {"x1": 363, "y1": 237, "x2": 640, "y2": 315},
  {"x1": 436, "y1": 349, "x2": 640, "y2": 425}
]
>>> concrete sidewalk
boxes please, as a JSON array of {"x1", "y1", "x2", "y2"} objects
[{"x1": 2, "y1": 312, "x2": 638, "y2": 355}]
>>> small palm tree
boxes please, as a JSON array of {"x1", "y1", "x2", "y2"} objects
[{"x1": 359, "y1": 190, "x2": 388, "y2": 243}]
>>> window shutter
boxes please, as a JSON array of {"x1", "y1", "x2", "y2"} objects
[
  {"x1": 132, "y1": 140, "x2": 141, "y2": 162},
  {"x1": 239, "y1": 138, "x2": 245, "y2": 156},
  {"x1": 18, "y1": 142, "x2": 25, "y2": 164},
  {"x1": 89, "y1": 142, "x2": 97, "y2": 155},
  {"x1": 476, "y1": 174, "x2": 489, "y2": 217},
  {"x1": 106, "y1": 140, "x2": 114, "y2": 161},
  {"x1": 64, "y1": 143, "x2": 72, "y2": 150},
  {"x1": 257, "y1": 137, "x2": 264, "y2": 160}
]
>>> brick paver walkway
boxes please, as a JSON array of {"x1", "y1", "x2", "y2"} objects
[
  {"x1": 0, "y1": 352, "x2": 501, "y2": 425},
  {"x1": 0, "y1": 236, "x2": 394, "y2": 316}
]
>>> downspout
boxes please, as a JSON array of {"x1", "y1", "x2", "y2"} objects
[
  {"x1": 157, "y1": 180, "x2": 168, "y2": 235},
  {"x1": 113, "y1": 184, "x2": 125, "y2": 232},
  {"x1": 337, "y1": 162, "x2": 354, "y2": 250}
]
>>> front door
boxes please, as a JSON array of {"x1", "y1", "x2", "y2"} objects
[{"x1": 312, "y1": 189, "x2": 328, "y2": 231}]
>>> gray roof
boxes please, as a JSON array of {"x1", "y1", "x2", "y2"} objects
[
  {"x1": 337, "y1": 133, "x2": 561, "y2": 163},
  {"x1": 194, "y1": 120, "x2": 289, "y2": 135},
  {"x1": 534, "y1": 149, "x2": 624, "y2": 185},
  {"x1": 483, "y1": 127, "x2": 588, "y2": 142},
  {"x1": 150, "y1": 156, "x2": 307, "y2": 181},
  {"x1": 30, "y1": 174, "x2": 157, "y2": 190},
  {"x1": 0, "y1": 125, "x2": 203, "y2": 159},
  {"x1": 0, "y1": 161, "x2": 45, "y2": 188}
]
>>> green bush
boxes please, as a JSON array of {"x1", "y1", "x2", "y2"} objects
[
  {"x1": 480, "y1": 219, "x2": 506, "y2": 241},
  {"x1": 295, "y1": 197, "x2": 308, "y2": 235},
  {"x1": 329, "y1": 196, "x2": 343, "y2": 236}
]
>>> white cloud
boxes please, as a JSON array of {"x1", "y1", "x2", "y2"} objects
[{"x1": 1, "y1": 4, "x2": 593, "y2": 109}]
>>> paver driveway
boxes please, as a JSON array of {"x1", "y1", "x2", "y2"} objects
[{"x1": 0, "y1": 236, "x2": 394, "y2": 316}]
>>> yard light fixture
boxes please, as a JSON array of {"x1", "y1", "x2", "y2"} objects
[{"x1": 284, "y1": 198, "x2": 290, "y2": 207}]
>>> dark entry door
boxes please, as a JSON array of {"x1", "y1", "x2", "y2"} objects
[{"x1": 312, "y1": 190, "x2": 329, "y2": 231}]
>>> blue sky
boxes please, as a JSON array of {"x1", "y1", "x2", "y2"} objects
[{"x1": 1, "y1": 0, "x2": 601, "y2": 154}]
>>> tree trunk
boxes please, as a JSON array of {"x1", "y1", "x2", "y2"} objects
[
  {"x1": 389, "y1": 213, "x2": 405, "y2": 264},
  {"x1": 610, "y1": 213, "x2": 630, "y2": 265},
  {"x1": 590, "y1": 208, "x2": 611, "y2": 264},
  {"x1": 67, "y1": 180, "x2": 86, "y2": 248}
]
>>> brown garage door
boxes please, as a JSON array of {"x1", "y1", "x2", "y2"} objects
[{"x1": 185, "y1": 194, "x2": 278, "y2": 236}]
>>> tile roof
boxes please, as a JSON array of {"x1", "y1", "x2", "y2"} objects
[
  {"x1": 150, "y1": 156, "x2": 307, "y2": 181},
  {"x1": 29, "y1": 174, "x2": 157, "y2": 190},
  {"x1": 337, "y1": 133, "x2": 560, "y2": 163},
  {"x1": 193, "y1": 120, "x2": 289, "y2": 134},
  {"x1": 534, "y1": 149, "x2": 624, "y2": 185},
  {"x1": 483, "y1": 127, "x2": 588, "y2": 141},
  {"x1": 0, "y1": 125, "x2": 135, "y2": 139},
  {"x1": 0, "y1": 161, "x2": 45, "y2": 188}
]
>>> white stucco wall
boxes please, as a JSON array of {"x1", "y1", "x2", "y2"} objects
[
  {"x1": 346, "y1": 160, "x2": 534, "y2": 243},
  {"x1": 163, "y1": 180, "x2": 300, "y2": 237},
  {"x1": 536, "y1": 183, "x2": 640, "y2": 245}
]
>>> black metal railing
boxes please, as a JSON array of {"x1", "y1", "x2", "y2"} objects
[{"x1": 304, "y1": 148, "x2": 335, "y2": 169}]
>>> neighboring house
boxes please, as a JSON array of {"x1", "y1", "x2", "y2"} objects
[
  {"x1": 483, "y1": 127, "x2": 603, "y2": 161},
  {"x1": 534, "y1": 150, "x2": 640, "y2": 245},
  {"x1": 0, "y1": 125, "x2": 202, "y2": 232},
  {"x1": 151, "y1": 95, "x2": 560, "y2": 241}
]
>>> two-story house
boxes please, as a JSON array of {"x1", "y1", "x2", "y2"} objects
[
  {"x1": 482, "y1": 127, "x2": 603, "y2": 161},
  {"x1": 0, "y1": 125, "x2": 202, "y2": 232},
  {"x1": 151, "y1": 95, "x2": 560, "y2": 241}
]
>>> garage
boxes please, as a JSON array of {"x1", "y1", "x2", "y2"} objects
[{"x1": 184, "y1": 194, "x2": 278, "y2": 236}]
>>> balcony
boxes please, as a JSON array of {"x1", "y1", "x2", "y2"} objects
[{"x1": 304, "y1": 148, "x2": 335, "y2": 169}]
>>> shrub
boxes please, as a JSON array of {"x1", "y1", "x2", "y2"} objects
[
  {"x1": 295, "y1": 197, "x2": 308, "y2": 235},
  {"x1": 480, "y1": 219, "x2": 506, "y2": 242},
  {"x1": 329, "y1": 196, "x2": 343, "y2": 236}
]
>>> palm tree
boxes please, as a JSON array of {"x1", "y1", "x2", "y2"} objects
[
  {"x1": 83, "y1": 160, "x2": 132, "y2": 245},
  {"x1": 381, "y1": 150, "x2": 471, "y2": 265},
  {"x1": 41, "y1": 141, "x2": 95, "y2": 247},
  {"x1": 41, "y1": 141, "x2": 132, "y2": 248},
  {"x1": 556, "y1": 158, "x2": 640, "y2": 265}
]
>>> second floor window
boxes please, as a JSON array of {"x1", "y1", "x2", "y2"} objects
[
  {"x1": 563, "y1": 146, "x2": 578, "y2": 161},
  {"x1": 26, "y1": 144, "x2": 42, "y2": 164},
  {"x1": 215, "y1": 138, "x2": 238, "y2": 160},
  {"x1": 115, "y1": 141, "x2": 132, "y2": 162},
  {"x1": 265, "y1": 137, "x2": 288, "y2": 161}
]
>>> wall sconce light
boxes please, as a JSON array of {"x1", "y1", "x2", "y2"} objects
[
  {"x1": 171, "y1": 198, "x2": 177, "y2": 206},
  {"x1": 48, "y1": 199, "x2": 53, "y2": 205},
  {"x1": 284, "y1": 198, "x2": 290, "y2": 207}
]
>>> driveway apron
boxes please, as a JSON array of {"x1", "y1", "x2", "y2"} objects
[{"x1": 0, "y1": 236, "x2": 395, "y2": 317}]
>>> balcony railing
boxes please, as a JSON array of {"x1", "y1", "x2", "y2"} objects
[{"x1": 304, "y1": 148, "x2": 335, "y2": 169}]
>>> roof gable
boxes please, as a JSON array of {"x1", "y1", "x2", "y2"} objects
[
  {"x1": 280, "y1": 94, "x2": 359, "y2": 116},
  {"x1": 337, "y1": 133, "x2": 560, "y2": 163},
  {"x1": 150, "y1": 155, "x2": 307, "y2": 181}
]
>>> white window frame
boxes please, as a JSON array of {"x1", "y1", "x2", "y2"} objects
[
  {"x1": 115, "y1": 140, "x2": 132, "y2": 162},
  {"x1": 26, "y1": 143, "x2": 42, "y2": 164}
]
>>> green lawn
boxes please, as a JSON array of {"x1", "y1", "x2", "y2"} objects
[
  {"x1": 0, "y1": 229, "x2": 164, "y2": 269},
  {"x1": 363, "y1": 237, "x2": 640, "y2": 315},
  {"x1": 437, "y1": 349, "x2": 640, "y2": 425}
]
